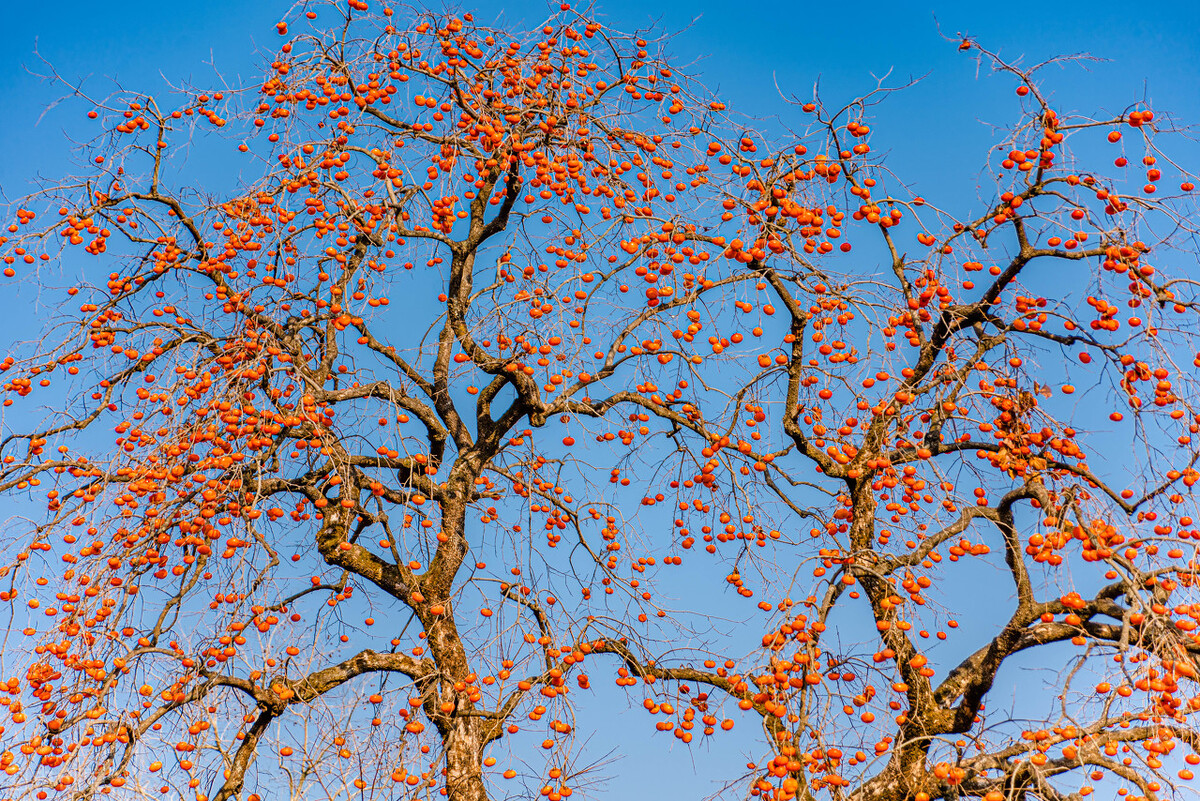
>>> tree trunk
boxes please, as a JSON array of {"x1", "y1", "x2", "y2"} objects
[{"x1": 443, "y1": 716, "x2": 489, "y2": 801}]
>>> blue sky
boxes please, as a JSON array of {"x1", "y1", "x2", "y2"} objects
[
  {"x1": 5, "y1": 1, "x2": 1200, "y2": 177},
  {"x1": 5, "y1": 0, "x2": 1200, "y2": 219},
  {"x1": 3, "y1": 1, "x2": 1200, "y2": 799}
]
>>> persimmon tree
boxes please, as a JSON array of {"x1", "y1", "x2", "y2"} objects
[{"x1": 2, "y1": 3, "x2": 1200, "y2": 801}]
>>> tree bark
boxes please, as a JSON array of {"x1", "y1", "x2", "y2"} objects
[{"x1": 443, "y1": 717, "x2": 489, "y2": 801}]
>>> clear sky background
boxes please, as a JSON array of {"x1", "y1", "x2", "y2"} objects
[
  {"x1": 4, "y1": 0, "x2": 1199, "y2": 311},
  {"x1": 5, "y1": 0, "x2": 1200, "y2": 198},
  {"x1": 3, "y1": 1, "x2": 1200, "y2": 799},
  {"x1": 4, "y1": 2, "x2": 1200, "y2": 278}
]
